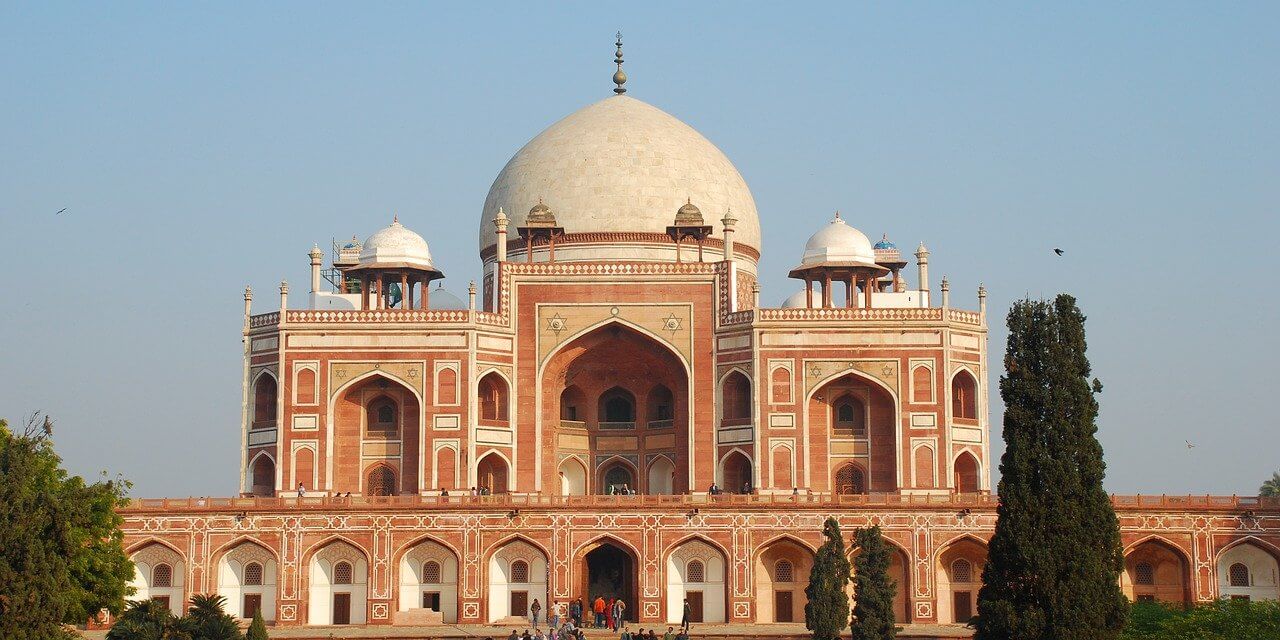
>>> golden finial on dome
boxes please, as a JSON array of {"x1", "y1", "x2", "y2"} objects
[{"x1": 613, "y1": 32, "x2": 627, "y2": 95}]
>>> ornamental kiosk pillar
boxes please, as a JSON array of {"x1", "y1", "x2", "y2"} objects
[
  {"x1": 788, "y1": 213, "x2": 889, "y2": 312},
  {"x1": 516, "y1": 199, "x2": 565, "y2": 264},
  {"x1": 342, "y1": 217, "x2": 446, "y2": 313},
  {"x1": 667, "y1": 199, "x2": 712, "y2": 264}
]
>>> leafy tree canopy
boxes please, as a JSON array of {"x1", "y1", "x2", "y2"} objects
[
  {"x1": 1120, "y1": 600, "x2": 1280, "y2": 640},
  {"x1": 0, "y1": 415, "x2": 135, "y2": 640},
  {"x1": 1259, "y1": 472, "x2": 1280, "y2": 497}
]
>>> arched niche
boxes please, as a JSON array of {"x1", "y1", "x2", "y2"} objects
[
  {"x1": 666, "y1": 538, "x2": 729, "y2": 623},
  {"x1": 397, "y1": 538, "x2": 460, "y2": 622}
]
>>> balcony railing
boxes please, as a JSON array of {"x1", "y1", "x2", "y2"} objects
[
  {"x1": 599, "y1": 421, "x2": 636, "y2": 430},
  {"x1": 647, "y1": 419, "x2": 675, "y2": 429},
  {"x1": 119, "y1": 493, "x2": 1280, "y2": 514}
]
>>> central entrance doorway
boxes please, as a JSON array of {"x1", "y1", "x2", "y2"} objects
[{"x1": 580, "y1": 542, "x2": 637, "y2": 623}]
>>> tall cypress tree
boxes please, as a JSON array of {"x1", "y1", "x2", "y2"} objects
[
  {"x1": 974, "y1": 295, "x2": 1128, "y2": 640},
  {"x1": 805, "y1": 517, "x2": 852, "y2": 640},
  {"x1": 850, "y1": 526, "x2": 896, "y2": 640}
]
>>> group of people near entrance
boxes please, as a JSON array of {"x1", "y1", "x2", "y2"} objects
[
  {"x1": 706, "y1": 481, "x2": 752, "y2": 495},
  {"x1": 499, "y1": 596, "x2": 693, "y2": 640}
]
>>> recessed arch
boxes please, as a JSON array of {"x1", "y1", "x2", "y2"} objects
[
  {"x1": 558, "y1": 456, "x2": 588, "y2": 496},
  {"x1": 251, "y1": 369, "x2": 279, "y2": 427},
  {"x1": 719, "y1": 368, "x2": 753, "y2": 424},
  {"x1": 247, "y1": 450, "x2": 276, "y2": 497},
  {"x1": 950, "y1": 367, "x2": 979, "y2": 420},
  {"x1": 953, "y1": 450, "x2": 981, "y2": 493},
  {"x1": 127, "y1": 540, "x2": 186, "y2": 616},
  {"x1": 718, "y1": 447, "x2": 754, "y2": 493},
  {"x1": 538, "y1": 318, "x2": 691, "y2": 375},
  {"x1": 807, "y1": 368, "x2": 903, "y2": 491},
  {"x1": 573, "y1": 535, "x2": 641, "y2": 623},
  {"x1": 1123, "y1": 536, "x2": 1192, "y2": 605},
  {"x1": 214, "y1": 538, "x2": 279, "y2": 621},
  {"x1": 476, "y1": 450, "x2": 511, "y2": 494},
  {"x1": 396, "y1": 535, "x2": 461, "y2": 622},
  {"x1": 665, "y1": 535, "x2": 729, "y2": 623},
  {"x1": 753, "y1": 534, "x2": 817, "y2": 622},
  {"x1": 477, "y1": 370, "x2": 510, "y2": 423},
  {"x1": 306, "y1": 537, "x2": 370, "y2": 625},
  {"x1": 647, "y1": 455, "x2": 676, "y2": 495},
  {"x1": 935, "y1": 534, "x2": 988, "y2": 624},
  {"x1": 597, "y1": 455, "x2": 639, "y2": 494},
  {"x1": 485, "y1": 534, "x2": 551, "y2": 623}
]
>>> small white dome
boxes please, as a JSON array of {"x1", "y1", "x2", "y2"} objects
[
  {"x1": 357, "y1": 219, "x2": 436, "y2": 271},
  {"x1": 800, "y1": 213, "x2": 877, "y2": 267},
  {"x1": 428, "y1": 285, "x2": 467, "y2": 311},
  {"x1": 781, "y1": 288, "x2": 813, "y2": 308}
]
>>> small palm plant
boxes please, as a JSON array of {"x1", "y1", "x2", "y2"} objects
[
  {"x1": 185, "y1": 594, "x2": 242, "y2": 640},
  {"x1": 105, "y1": 599, "x2": 190, "y2": 640},
  {"x1": 1261, "y1": 472, "x2": 1280, "y2": 498}
]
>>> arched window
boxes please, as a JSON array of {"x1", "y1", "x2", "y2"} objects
[
  {"x1": 367, "y1": 466, "x2": 396, "y2": 497},
  {"x1": 333, "y1": 561, "x2": 353, "y2": 585},
  {"x1": 560, "y1": 385, "x2": 585, "y2": 422},
  {"x1": 770, "y1": 367, "x2": 792, "y2": 404},
  {"x1": 1229, "y1": 562, "x2": 1250, "y2": 587},
  {"x1": 833, "y1": 394, "x2": 866, "y2": 435},
  {"x1": 366, "y1": 396, "x2": 398, "y2": 432},
  {"x1": 911, "y1": 365, "x2": 933, "y2": 403},
  {"x1": 152, "y1": 563, "x2": 173, "y2": 588},
  {"x1": 477, "y1": 453, "x2": 509, "y2": 494},
  {"x1": 951, "y1": 559, "x2": 973, "y2": 583},
  {"x1": 511, "y1": 560, "x2": 530, "y2": 583},
  {"x1": 1134, "y1": 561, "x2": 1155, "y2": 586},
  {"x1": 295, "y1": 367, "x2": 317, "y2": 404},
  {"x1": 835, "y1": 464, "x2": 867, "y2": 495},
  {"x1": 437, "y1": 367, "x2": 457, "y2": 405},
  {"x1": 647, "y1": 384, "x2": 674, "y2": 422},
  {"x1": 250, "y1": 455, "x2": 275, "y2": 496},
  {"x1": 244, "y1": 562, "x2": 263, "y2": 586},
  {"x1": 253, "y1": 374, "x2": 277, "y2": 425},
  {"x1": 774, "y1": 559, "x2": 794, "y2": 583},
  {"x1": 952, "y1": 371, "x2": 978, "y2": 420},
  {"x1": 423, "y1": 560, "x2": 442, "y2": 584},
  {"x1": 602, "y1": 463, "x2": 634, "y2": 494},
  {"x1": 478, "y1": 373, "x2": 509, "y2": 422},
  {"x1": 722, "y1": 371, "x2": 752, "y2": 422},
  {"x1": 598, "y1": 387, "x2": 635, "y2": 424},
  {"x1": 686, "y1": 560, "x2": 705, "y2": 583}
]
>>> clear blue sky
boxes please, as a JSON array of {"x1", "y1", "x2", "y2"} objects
[{"x1": 1, "y1": 3, "x2": 1276, "y2": 498}]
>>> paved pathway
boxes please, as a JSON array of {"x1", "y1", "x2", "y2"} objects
[{"x1": 80, "y1": 622, "x2": 974, "y2": 639}]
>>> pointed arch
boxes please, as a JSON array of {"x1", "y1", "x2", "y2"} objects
[
  {"x1": 953, "y1": 450, "x2": 981, "y2": 493},
  {"x1": 646, "y1": 455, "x2": 676, "y2": 495},
  {"x1": 476, "y1": 450, "x2": 511, "y2": 494},
  {"x1": 598, "y1": 455, "x2": 639, "y2": 494},
  {"x1": 665, "y1": 534, "x2": 730, "y2": 624},
  {"x1": 753, "y1": 534, "x2": 817, "y2": 622},
  {"x1": 537, "y1": 318, "x2": 691, "y2": 375},
  {"x1": 247, "y1": 450, "x2": 276, "y2": 497},
  {"x1": 558, "y1": 456, "x2": 588, "y2": 496},
  {"x1": 251, "y1": 369, "x2": 279, "y2": 427},
  {"x1": 950, "y1": 368, "x2": 979, "y2": 420},
  {"x1": 365, "y1": 463, "x2": 397, "y2": 497},
  {"x1": 214, "y1": 538, "x2": 279, "y2": 621},
  {"x1": 935, "y1": 534, "x2": 988, "y2": 624},
  {"x1": 1123, "y1": 536, "x2": 1192, "y2": 605},
  {"x1": 395, "y1": 534, "x2": 462, "y2": 622},
  {"x1": 478, "y1": 370, "x2": 510, "y2": 423},
  {"x1": 719, "y1": 368, "x2": 753, "y2": 425},
  {"x1": 718, "y1": 448, "x2": 753, "y2": 493}
]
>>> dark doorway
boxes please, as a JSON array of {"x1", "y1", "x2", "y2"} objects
[
  {"x1": 583, "y1": 543, "x2": 636, "y2": 621},
  {"x1": 601, "y1": 464, "x2": 634, "y2": 495},
  {"x1": 774, "y1": 591, "x2": 793, "y2": 622},
  {"x1": 422, "y1": 591, "x2": 441, "y2": 611},
  {"x1": 953, "y1": 591, "x2": 973, "y2": 622},
  {"x1": 333, "y1": 593, "x2": 351, "y2": 624}
]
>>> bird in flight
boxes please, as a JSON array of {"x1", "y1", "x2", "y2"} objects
[
  {"x1": 1185, "y1": 440, "x2": 1196, "y2": 449},
  {"x1": 1053, "y1": 248, "x2": 1064, "y2": 256},
  {"x1": 56, "y1": 207, "x2": 67, "y2": 215}
]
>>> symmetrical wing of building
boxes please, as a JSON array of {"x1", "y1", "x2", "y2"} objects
[{"x1": 117, "y1": 47, "x2": 1280, "y2": 629}]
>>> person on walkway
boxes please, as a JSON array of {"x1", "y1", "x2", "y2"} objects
[
  {"x1": 530, "y1": 598, "x2": 542, "y2": 626},
  {"x1": 594, "y1": 595, "x2": 606, "y2": 627},
  {"x1": 614, "y1": 599, "x2": 626, "y2": 629},
  {"x1": 297, "y1": 482, "x2": 306, "y2": 497},
  {"x1": 549, "y1": 601, "x2": 561, "y2": 631},
  {"x1": 507, "y1": 630, "x2": 518, "y2": 640},
  {"x1": 605, "y1": 597, "x2": 615, "y2": 630},
  {"x1": 681, "y1": 597, "x2": 691, "y2": 631},
  {"x1": 619, "y1": 624, "x2": 632, "y2": 640},
  {"x1": 663, "y1": 626, "x2": 674, "y2": 640},
  {"x1": 570, "y1": 599, "x2": 581, "y2": 627}
]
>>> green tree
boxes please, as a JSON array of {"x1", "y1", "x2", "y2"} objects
[
  {"x1": 1120, "y1": 600, "x2": 1280, "y2": 640},
  {"x1": 244, "y1": 609, "x2": 269, "y2": 640},
  {"x1": 185, "y1": 594, "x2": 242, "y2": 640},
  {"x1": 975, "y1": 295, "x2": 1129, "y2": 640},
  {"x1": 1259, "y1": 472, "x2": 1280, "y2": 497},
  {"x1": 805, "y1": 517, "x2": 852, "y2": 640},
  {"x1": 105, "y1": 599, "x2": 190, "y2": 640},
  {"x1": 0, "y1": 416, "x2": 135, "y2": 640},
  {"x1": 849, "y1": 526, "x2": 897, "y2": 640}
]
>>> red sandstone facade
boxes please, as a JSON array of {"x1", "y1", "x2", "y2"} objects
[{"x1": 117, "y1": 72, "x2": 1280, "y2": 629}]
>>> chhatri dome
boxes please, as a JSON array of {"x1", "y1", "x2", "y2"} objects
[
  {"x1": 797, "y1": 212, "x2": 879, "y2": 269},
  {"x1": 356, "y1": 217, "x2": 438, "y2": 271},
  {"x1": 479, "y1": 39, "x2": 761, "y2": 270}
]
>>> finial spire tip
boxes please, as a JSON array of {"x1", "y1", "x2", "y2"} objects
[{"x1": 612, "y1": 32, "x2": 627, "y2": 94}]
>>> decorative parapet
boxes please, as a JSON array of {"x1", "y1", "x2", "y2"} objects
[
  {"x1": 249, "y1": 312, "x2": 279, "y2": 328},
  {"x1": 284, "y1": 309, "x2": 471, "y2": 323},
  {"x1": 755, "y1": 307, "x2": 946, "y2": 322}
]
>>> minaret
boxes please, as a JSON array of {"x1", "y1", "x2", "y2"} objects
[
  {"x1": 494, "y1": 207, "x2": 509, "y2": 262},
  {"x1": 940, "y1": 276, "x2": 950, "y2": 308},
  {"x1": 915, "y1": 242, "x2": 931, "y2": 302},
  {"x1": 978, "y1": 284, "x2": 987, "y2": 319},
  {"x1": 308, "y1": 244, "x2": 324, "y2": 307},
  {"x1": 468, "y1": 280, "x2": 477, "y2": 311},
  {"x1": 243, "y1": 285, "x2": 253, "y2": 331},
  {"x1": 751, "y1": 282, "x2": 761, "y2": 309},
  {"x1": 613, "y1": 32, "x2": 627, "y2": 94},
  {"x1": 721, "y1": 209, "x2": 737, "y2": 263},
  {"x1": 279, "y1": 280, "x2": 289, "y2": 313}
]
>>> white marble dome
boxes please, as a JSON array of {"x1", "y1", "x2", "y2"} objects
[
  {"x1": 799, "y1": 214, "x2": 877, "y2": 267},
  {"x1": 357, "y1": 219, "x2": 436, "y2": 270},
  {"x1": 781, "y1": 288, "x2": 814, "y2": 308},
  {"x1": 479, "y1": 95, "x2": 761, "y2": 261}
]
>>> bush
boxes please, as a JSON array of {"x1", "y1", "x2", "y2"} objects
[
  {"x1": 1120, "y1": 600, "x2": 1280, "y2": 640},
  {"x1": 245, "y1": 609, "x2": 269, "y2": 640}
]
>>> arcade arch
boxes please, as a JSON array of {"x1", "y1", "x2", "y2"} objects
[
  {"x1": 559, "y1": 457, "x2": 588, "y2": 496},
  {"x1": 128, "y1": 542, "x2": 186, "y2": 616},
  {"x1": 488, "y1": 538, "x2": 549, "y2": 622},
  {"x1": 754, "y1": 537, "x2": 814, "y2": 623},
  {"x1": 215, "y1": 540, "x2": 277, "y2": 621},
  {"x1": 575, "y1": 537, "x2": 639, "y2": 623},
  {"x1": 333, "y1": 373, "x2": 421, "y2": 494},
  {"x1": 648, "y1": 456, "x2": 676, "y2": 495},
  {"x1": 951, "y1": 370, "x2": 978, "y2": 420},
  {"x1": 953, "y1": 451, "x2": 981, "y2": 493},
  {"x1": 477, "y1": 451, "x2": 510, "y2": 494},
  {"x1": 666, "y1": 538, "x2": 727, "y2": 624},
  {"x1": 248, "y1": 452, "x2": 275, "y2": 497},
  {"x1": 1218, "y1": 542, "x2": 1280, "y2": 601},
  {"x1": 398, "y1": 538, "x2": 459, "y2": 622},
  {"x1": 1123, "y1": 538, "x2": 1191, "y2": 606},
  {"x1": 307, "y1": 540, "x2": 368, "y2": 625},
  {"x1": 810, "y1": 372, "x2": 898, "y2": 493},
  {"x1": 935, "y1": 536, "x2": 987, "y2": 624}
]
